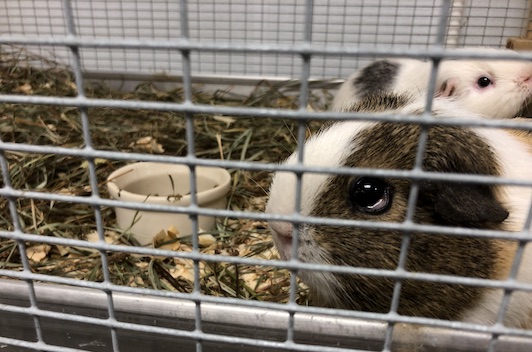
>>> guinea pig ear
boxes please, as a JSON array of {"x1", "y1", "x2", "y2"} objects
[
  {"x1": 431, "y1": 183, "x2": 509, "y2": 226},
  {"x1": 436, "y1": 78, "x2": 458, "y2": 98}
]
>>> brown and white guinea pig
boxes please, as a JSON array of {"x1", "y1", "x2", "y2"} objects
[
  {"x1": 331, "y1": 47, "x2": 532, "y2": 119},
  {"x1": 266, "y1": 93, "x2": 532, "y2": 327}
]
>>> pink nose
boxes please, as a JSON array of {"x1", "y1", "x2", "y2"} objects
[
  {"x1": 521, "y1": 73, "x2": 532, "y2": 85},
  {"x1": 268, "y1": 221, "x2": 293, "y2": 238}
]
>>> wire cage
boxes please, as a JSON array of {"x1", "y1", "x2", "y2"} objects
[{"x1": 1, "y1": 0, "x2": 532, "y2": 351}]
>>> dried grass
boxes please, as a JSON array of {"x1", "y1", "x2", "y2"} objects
[{"x1": 0, "y1": 45, "x2": 334, "y2": 305}]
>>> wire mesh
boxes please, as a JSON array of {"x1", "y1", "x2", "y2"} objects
[
  {"x1": 0, "y1": 0, "x2": 529, "y2": 79},
  {"x1": 1, "y1": 0, "x2": 532, "y2": 352}
]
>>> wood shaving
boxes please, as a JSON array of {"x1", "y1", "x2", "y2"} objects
[{"x1": 26, "y1": 244, "x2": 51, "y2": 262}]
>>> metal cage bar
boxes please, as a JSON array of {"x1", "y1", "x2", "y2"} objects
[{"x1": 1, "y1": 1, "x2": 532, "y2": 352}]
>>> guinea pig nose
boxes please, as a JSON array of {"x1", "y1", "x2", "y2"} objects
[
  {"x1": 521, "y1": 73, "x2": 532, "y2": 85},
  {"x1": 268, "y1": 221, "x2": 293, "y2": 238}
]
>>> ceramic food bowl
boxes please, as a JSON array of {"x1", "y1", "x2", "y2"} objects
[{"x1": 106, "y1": 162, "x2": 231, "y2": 245}]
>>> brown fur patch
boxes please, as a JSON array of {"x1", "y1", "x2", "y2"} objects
[
  {"x1": 322, "y1": 93, "x2": 413, "y2": 130},
  {"x1": 353, "y1": 60, "x2": 400, "y2": 98},
  {"x1": 308, "y1": 122, "x2": 509, "y2": 320},
  {"x1": 492, "y1": 240, "x2": 517, "y2": 281},
  {"x1": 345, "y1": 93, "x2": 412, "y2": 113}
]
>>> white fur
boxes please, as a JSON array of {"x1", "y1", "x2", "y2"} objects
[
  {"x1": 332, "y1": 47, "x2": 532, "y2": 119},
  {"x1": 437, "y1": 58, "x2": 532, "y2": 119},
  {"x1": 298, "y1": 226, "x2": 345, "y2": 307}
]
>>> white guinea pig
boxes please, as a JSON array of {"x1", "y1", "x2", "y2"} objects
[
  {"x1": 266, "y1": 93, "x2": 532, "y2": 327},
  {"x1": 331, "y1": 47, "x2": 532, "y2": 119}
]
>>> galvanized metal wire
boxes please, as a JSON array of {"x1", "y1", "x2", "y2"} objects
[{"x1": 1, "y1": 1, "x2": 532, "y2": 351}]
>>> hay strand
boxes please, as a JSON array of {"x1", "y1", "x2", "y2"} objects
[{"x1": 0, "y1": 45, "x2": 332, "y2": 304}]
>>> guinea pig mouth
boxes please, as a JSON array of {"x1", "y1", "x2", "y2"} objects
[
  {"x1": 269, "y1": 220, "x2": 296, "y2": 260},
  {"x1": 272, "y1": 232, "x2": 293, "y2": 260}
]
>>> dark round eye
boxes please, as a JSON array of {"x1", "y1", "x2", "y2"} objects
[
  {"x1": 349, "y1": 177, "x2": 392, "y2": 214},
  {"x1": 477, "y1": 77, "x2": 492, "y2": 88}
]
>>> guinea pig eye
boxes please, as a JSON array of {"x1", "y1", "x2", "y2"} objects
[
  {"x1": 349, "y1": 177, "x2": 392, "y2": 214},
  {"x1": 476, "y1": 77, "x2": 492, "y2": 88}
]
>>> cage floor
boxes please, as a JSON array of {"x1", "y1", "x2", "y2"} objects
[{"x1": 1, "y1": 279, "x2": 532, "y2": 352}]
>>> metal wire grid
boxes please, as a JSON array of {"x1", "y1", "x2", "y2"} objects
[
  {"x1": 1, "y1": 115, "x2": 532, "y2": 349},
  {"x1": 188, "y1": 0, "x2": 305, "y2": 77},
  {"x1": 1, "y1": 0, "x2": 530, "y2": 80},
  {"x1": 1, "y1": 0, "x2": 532, "y2": 351},
  {"x1": 310, "y1": 0, "x2": 447, "y2": 78},
  {"x1": 461, "y1": 0, "x2": 531, "y2": 47}
]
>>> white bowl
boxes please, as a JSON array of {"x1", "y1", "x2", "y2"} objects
[{"x1": 106, "y1": 162, "x2": 231, "y2": 245}]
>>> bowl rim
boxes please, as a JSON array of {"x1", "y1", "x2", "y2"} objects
[{"x1": 106, "y1": 162, "x2": 231, "y2": 206}]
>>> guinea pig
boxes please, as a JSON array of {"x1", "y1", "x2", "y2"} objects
[
  {"x1": 266, "y1": 93, "x2": 532, "y2": 327},
  {"x1": 436, "y1": 49, "x2": 532, "y2": 119},
  {"x1": 331, "y1": 47, "x2": 532, "y2": 119}
]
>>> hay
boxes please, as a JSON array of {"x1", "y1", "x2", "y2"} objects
[{"x1": 0, "y1": 45, "x2": 333, "y2": 304}]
